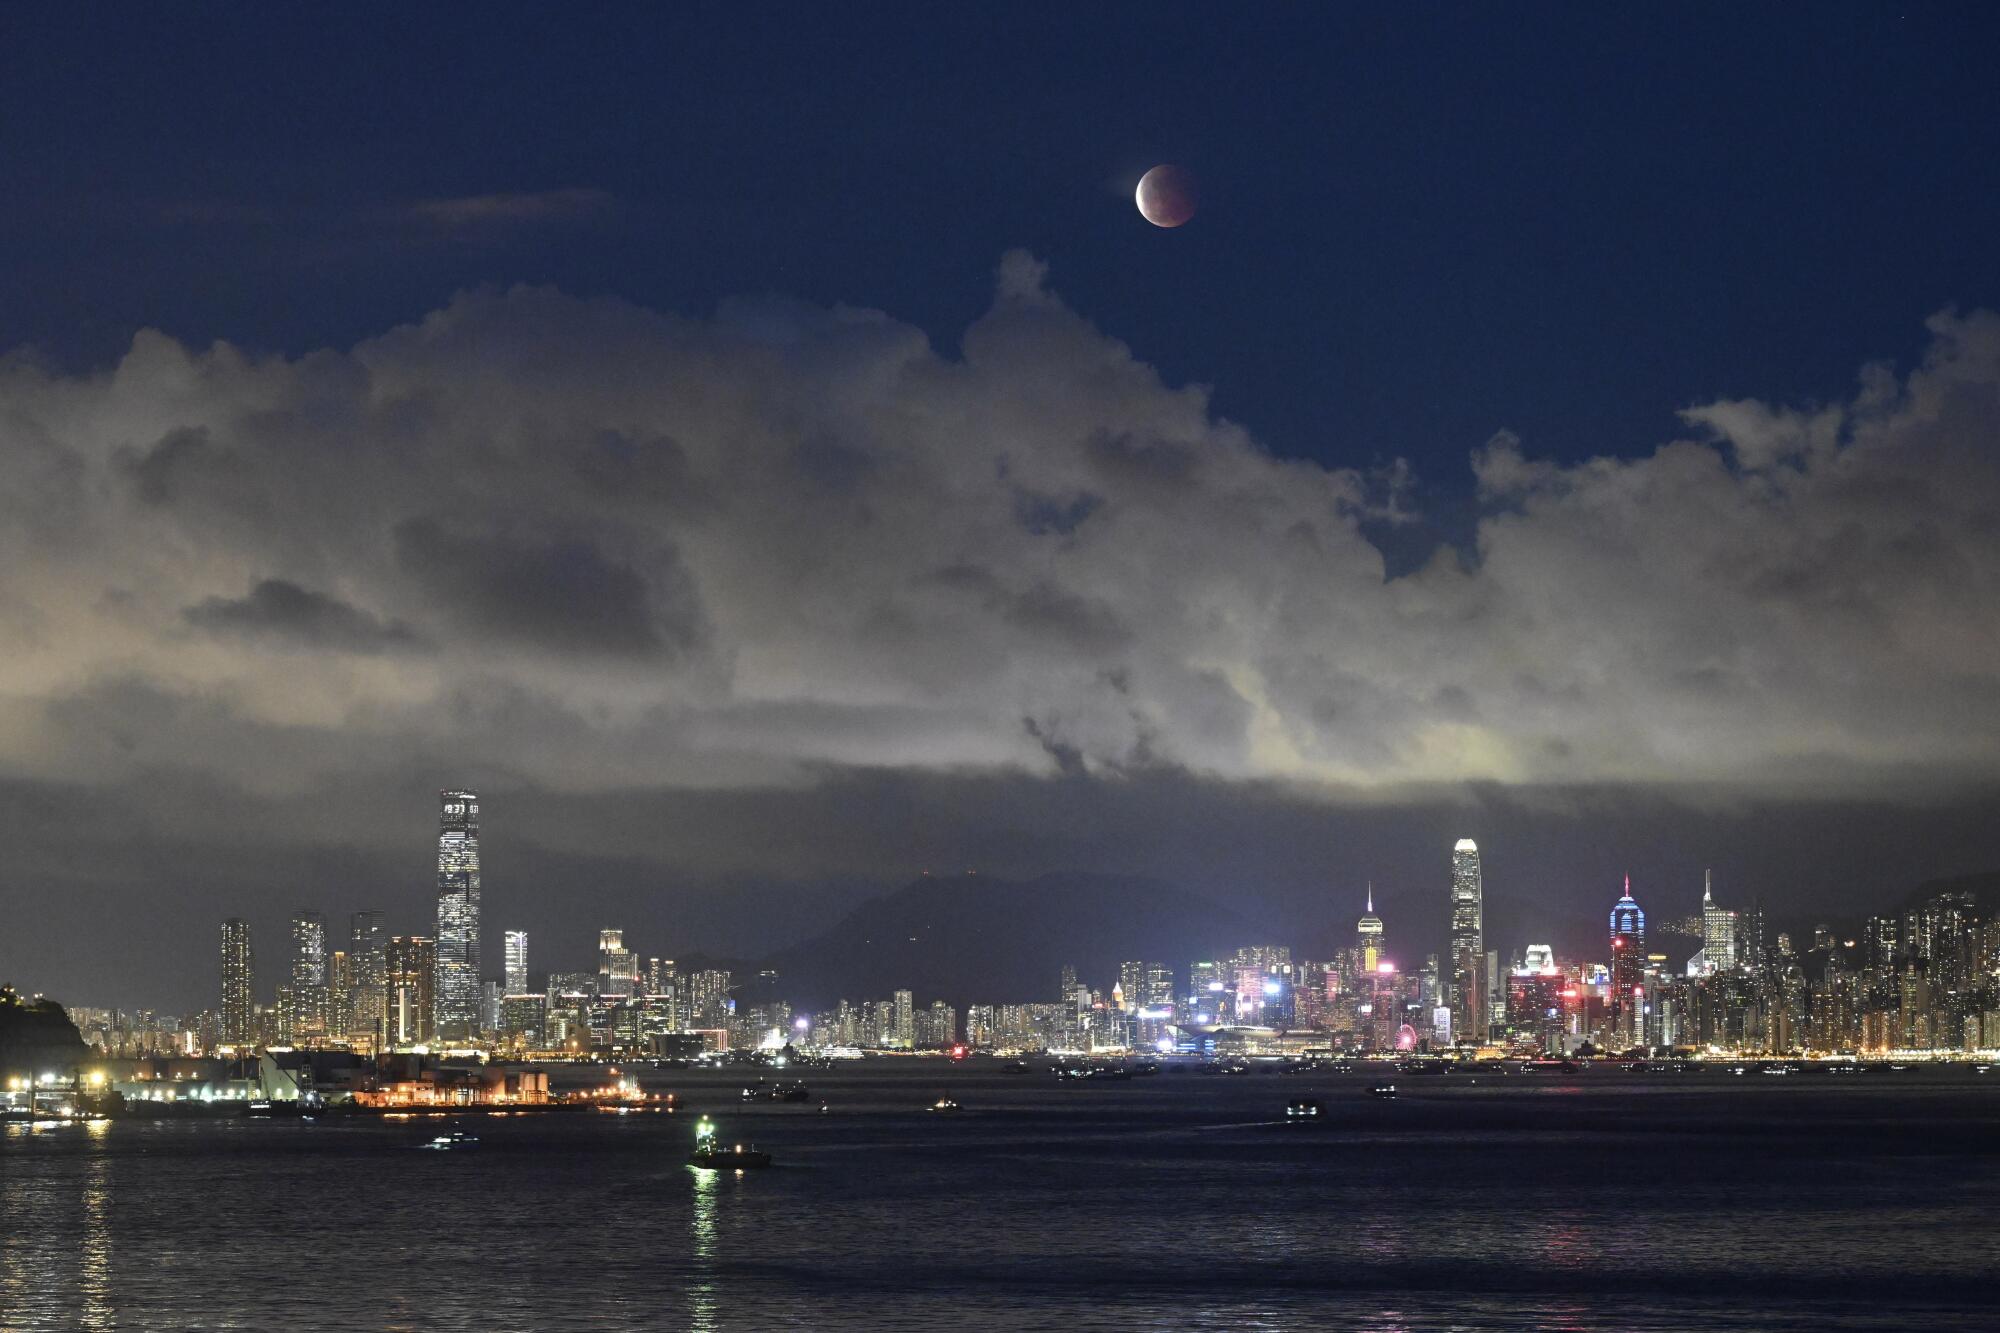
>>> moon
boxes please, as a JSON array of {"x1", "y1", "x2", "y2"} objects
[{"x1": 1136, "y1": 164, "x2": 1197, "y2": 228}]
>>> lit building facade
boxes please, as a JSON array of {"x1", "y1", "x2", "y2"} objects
[
  {"x1": 504, "y1": 930, "x2": 529, "y2": 995},
  {"x1": 220, "y1": 918, "x2": 254, "y2": 1046},
  {"x1": 348, "y1": 911, "x2": 386, "y2": 1046},
  {"x1": 433, "y1": 790, "x2": 482, "y2": 1040},
  {"x1": 1699, "y1": 870, "x2": 1736, "y2": 974},
  {"x1": 1448, "y1": 839, "x2": 1484, "y2": 1045},
  {"x1": 1609, "y1": 876, "x2": 1647, "y2": 1045},
  {"x1": 598, "y1": 929, "x2": 637, "y2": 997},
  {"x1": 1356, "y1": 886, "x2": 1385, "y2": 973},
  {"x1": 288, "y1": 911, "x2": 328, "y2": 1043},
  {"x1": 387, "y1": 934, "x2": 437, "y2": 1045}
]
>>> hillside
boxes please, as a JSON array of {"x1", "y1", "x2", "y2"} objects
[
  {"x1": 1900, "y1": 870, "x2": 2000, "y2": 913},
  {"x1": 756, "y1": 871, "x2": 1272, "y2": 1009},
  {"x1": 0, "y1": 987, "x2": 88, "y2": 1079}
]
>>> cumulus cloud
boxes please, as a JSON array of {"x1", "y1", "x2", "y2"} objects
[
  {"x1": 182, "y1": 578, "x2": 425, "y2": 654},
  {"x1": 2, "y1": 257, "x2": 1999, "y2": 806}
]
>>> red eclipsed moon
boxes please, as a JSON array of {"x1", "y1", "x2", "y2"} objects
[{"x1": 1136, "y1": 164, "x2": 1197, "y2": 228}]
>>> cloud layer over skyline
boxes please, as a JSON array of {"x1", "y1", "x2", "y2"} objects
[{"x1": 4, "y1": 256, "x2": 1999, "y2": 1005}]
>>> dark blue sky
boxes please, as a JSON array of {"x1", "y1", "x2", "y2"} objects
[{"x1": 6, "y1": 4, "x2": 1996, "y2": 503}]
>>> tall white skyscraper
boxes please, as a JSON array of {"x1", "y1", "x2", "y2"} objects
[
  {"x1": 1448, "y1": 839, "x2": 1484, "y2": 1045},
  {"x1": 434, "y1": 789, "x2": 482, "y2": 1040},
  {"x1": 1701, "y1": 870, "x2": 1737, "y2": 974},
  {"x1": 290, "y1": 910, "x2": 328, "y2": 1041},
  {"x1": 504, "y1": 930, "x2": 530, "y2": 994}
]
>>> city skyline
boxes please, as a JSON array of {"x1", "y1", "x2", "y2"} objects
[
  {"x1": 5, "y1": 13, "x2": 2000, "y2": 1016},
  {"x1": 39, "y1": 829, "x2": 2000, "y2": 1064},
  {"x1": 38, "y1": 806, "x2": 1998, "y2": 1065},
  {"x1": 41, "y1": 808, "x2": 1989, "y2": 1018},
  {"x1": 7, "y1": 13, "x2": 1999, "y2": 1331}
]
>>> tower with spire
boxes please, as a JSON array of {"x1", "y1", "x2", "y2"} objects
[
  {"x1": 1355, "y1": 884, "x2": 1385, "y2": 973},
  {"x1": 1609, "y1": 875, "x2": 1648, "y2": 1046}
]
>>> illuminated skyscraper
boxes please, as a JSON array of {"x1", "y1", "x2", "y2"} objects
[
  {"x1": 504, "y1": 930, "x2": 530, "y2": 995},
  {"x1": 1610, "y1": 876, "x2": 1647, "y2": 1042},
  {"x1": 349, "y1": 910, "x2": 386, "y2": 1043},
  {"x1": 433, "y1": 790, "x2": 482, "y2": 1040},
  {"x1": 1700, "y1": 870, "x2": 1737, "y2": 974},
  {"x1": 598, "y1": 929, "x2": 637, "y2": 997},
  {"x1": 220, "y1": 918, "x2": 254, "y2": 1046},
  {"x1": 289, "y1": 911, "x2": 328, "y2": 1043},
  {"x1": 387, "y1": 934, "x2": 437, "y2": 1045},
  {"x1": 1118, "y1": 961, "x2": 1147, "y2": 1011},
  {"x1": 1448, "y1": 839, "x2": 1484, "y2": 1044},
  {"x1": 1356, "y1": 885, "x2": 1385, "y2": 972}
]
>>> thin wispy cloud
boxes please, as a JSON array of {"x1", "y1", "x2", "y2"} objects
[{"x1": 409, "y1": 187, "x2": 618, "y2": 229}]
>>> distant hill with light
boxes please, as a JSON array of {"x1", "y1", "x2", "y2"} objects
[
  {"x1": 0, "y1": 987, "x2": 88, "y2": 1079},
  {"x1": 1900, "y1": 870, "x2": 2000, "y2": 913},
  {"x1": 756, "y1": 871, "x2": 1271, "y2": 1009}
]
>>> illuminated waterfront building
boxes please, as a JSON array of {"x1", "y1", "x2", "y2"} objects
[
  {"x1": 433, "y1": 789, "x2": 482, "y2": 1041},
  {"x1": 1448, "y1": 839, "x2": 1484, "y2": 1045},
  {"x1": 220, "y1": 918, "x2": 254, "y2": 1046},
  {"x1": 387, "y1": 934, "x2": 437, "y2": 1045},
  {"x1": 504, "y1": 930, "x2": 529, "y2": 995}
]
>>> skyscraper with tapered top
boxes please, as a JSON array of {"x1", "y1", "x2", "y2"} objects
[
  {"x1": 1610, "y1": 875, "x2": 1647, "y2": 1043},
  {"x1": 433, "y1": 790, "x2": 482, "y2": 1041},
  {"x1": 1356, "y1": 885, "x2": 1386, "y2": 973},
  {"x1": 1448, "y1": 839, "x2": 1483, "y2": 1045}
]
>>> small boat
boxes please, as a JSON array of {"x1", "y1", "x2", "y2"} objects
[
  {"x1": 419, "y1": 1131, "x2": 478, "y2": 1151},
  {"x1": 771, "y1": 1082, "x2": 811, "y2": 1103},
  {"x1": 1369, "y1": 1083, "x2": 1397, "y2": 1099},
  {"x1": 687, "y1": 1118, "x2": 771, "y2": 1170},
  {"x1": 689, "y1": 1143, "x2": 772, "y2": 1169},
  {"x1": 1002, "y1": 1061, "x2": 1031, "y2": 1075},
  {"x1": 1285, "y1": 1098, "x2": 1324, "y2": 1119},
  {"x1": 928, "y1": 1097, "x2": 961, "y2": 1113}
]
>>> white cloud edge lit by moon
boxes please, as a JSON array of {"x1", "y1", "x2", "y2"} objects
[{"x1": 2, "y1": 256, "x2": 1998, "y2": 803}]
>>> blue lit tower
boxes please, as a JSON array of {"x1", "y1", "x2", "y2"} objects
[
  {"x1": 1609, "y1": 875, "x2": 1646, "y2": 1043},
  {"x1": 433, "y1": 790, "x2": 482, "y2": 1041}
]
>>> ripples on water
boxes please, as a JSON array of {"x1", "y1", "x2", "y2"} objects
[{"x1": 4, "y1": 1067, "x2": 1999, "y2": 1331}]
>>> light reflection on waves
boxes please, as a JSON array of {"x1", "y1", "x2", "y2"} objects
[
  {"x1": 689, "y1": 1165, "x2": 719, "y2": 1333},
  {"x1": 3, "y1": 1070, "x2": 1999, "y2": 1332},
  {"x1": 80, "y1": 1119, "x2": 114, "y2": 1332}
]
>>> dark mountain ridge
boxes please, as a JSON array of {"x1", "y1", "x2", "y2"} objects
[{"x1": 755, "y1": 870, "x2": 1274, "y2": 1009}]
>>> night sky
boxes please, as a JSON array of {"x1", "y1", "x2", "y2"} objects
[{"x1": 4, "y1": 5, "x2": 2000, "y2": 1009}]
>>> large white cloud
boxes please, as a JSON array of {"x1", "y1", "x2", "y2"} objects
[{"x1": 3, "y1": 258, "x2": 1998, "y2": 800}]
